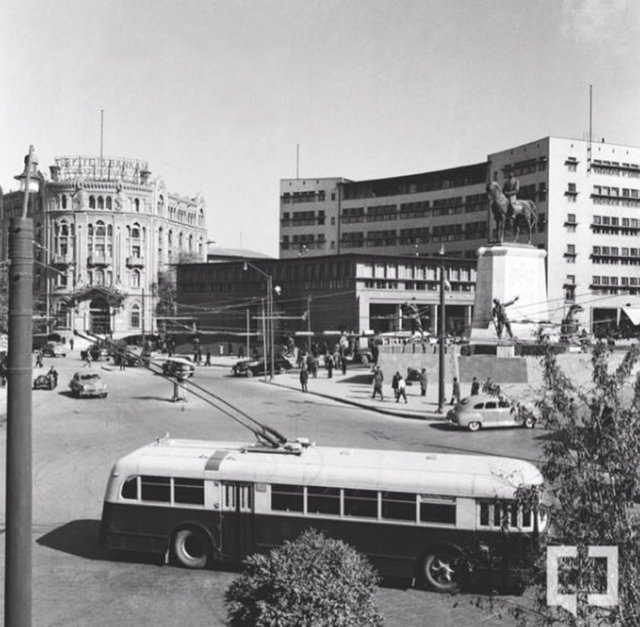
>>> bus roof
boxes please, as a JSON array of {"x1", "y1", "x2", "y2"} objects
[{"x1": 112, "y1": 438, "x2": 542, "y2": 500}]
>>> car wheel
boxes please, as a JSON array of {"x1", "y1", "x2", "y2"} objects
[
  {"x1": 172, "y1": 528, "x2": 210, "y2": 569},
  {"x1": 360, "y1": 354, "x2": 369, "y2": 365},
  {"x1": 422, "y1": 547, "x2": 463, "y2": 593},
  {"x1": 523, "y1": 416, "x2": 535, "y2": 429},
  {"x1": 467, "y1": 421, "x2": 481, "y2": 432}
]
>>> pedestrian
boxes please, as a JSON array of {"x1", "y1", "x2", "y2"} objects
[
  {"x1": 307, "y1": 354, "x2": 317, "y2": 379},
  {"x1": 341, "y1": 354, "x2": 347, "y2": 375},
  {"x1": 482, "y1": 376, "x2": 493, "y2": 394},
  {"x1": 299, "y1": 364, "x2": 309, "y2": 392},
  {"x1": 470, "y1": 376, "x2": 480, "y2": 396},
  {"x1": 238, "y1": 344, "x2": 245, "y2": 359},
  {"x1": 396, "y1": 375, "x2": 408, "y2": 404},
  {"x1": 450, "y1": 377, "x2": 461, "y2": 405},
  {"x1": 35, "y1": 350, "x2": 44, "y2": 368},
  {"x1": 227, "y1": 342, "x2": 233, "y2": 356},
  {"x1": 0, "y1": 358, "x2": 6, "y2": 386},
  {"x1": 372, "y1": 366, "x2": 384, "y2": 400},
  {"x1": 48, "y1": 365, "x2": 58, "y2": 389},
  {"x1": 392, "y1": 371, "x2": 401, "y2": 401},
  {"x1": 119, "y1": 351, "x2": 126, "y2": 371},
  {"x1": 83, "y1": 350, "x2": 92, "y2": 367},
  {"x1": 325, "y1": 354, "x2": 334, "y2": 378},
  {"x1": 69, "y1": 337, "x2": 74, "y2": 351},
  {"x1": 420, "y1": 368, "x2": 428, "y2": 397},
  {"x1": 205, "y1": 349, "x2": 212, "y2": 366}
]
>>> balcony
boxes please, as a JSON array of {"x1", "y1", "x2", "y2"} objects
[
  {"x1": 52, "y1": 254, "x2": 73, "y2": 266},
  {"x1": 126, "y1": 256, "x2": 145, "y2": 268},
  {"x1": 87, "y1": 255, "x2": 111, "y2": 267}
]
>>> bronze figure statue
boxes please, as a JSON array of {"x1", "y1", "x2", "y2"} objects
[
  {"x1": 487, "y1": 181, "x2": 538, "y2": 244},
  {"x1": 492, "y1": 296, "x2": 519, "y2": 339}
]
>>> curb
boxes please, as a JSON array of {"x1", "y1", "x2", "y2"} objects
[{"x1": 266, "y1": 379, "x2": 445, "y2": 422}]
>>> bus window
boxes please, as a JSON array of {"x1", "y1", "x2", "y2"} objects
[
  {"x1": 271, "y1": 484, "x2": 303, "y2": 512},
  {"x1": 307, "y1": 486, "x2": 340, "y2": 515},
  {"x1": 420, "y1": 500, "x2": 456, "y2": 525},
  {"x1": 480, "y1": 502, "x2": 489, "y2": 526},
  {"x1": 238, "y1": 484, "x2": 253, "y2": 512},
  {"x1": 344, "y1": 489, "x2": 377, "y2": 518},
  {"x1": 121, "y1": 476, "x2": 138, "y2": 500},
  {"x1": 140, "y1": 475, "x2": 171, "y2": 503},
  {"x1": 174, "y1": 478, "x2": 204, "y2": 506},
  {"x1": 381, "y1": 491, "x2": 416, "y2": 521}
]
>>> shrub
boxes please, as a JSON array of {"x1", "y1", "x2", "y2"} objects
[{"x1": 224, "y1": 529, "x2": 383, "y2": 626}]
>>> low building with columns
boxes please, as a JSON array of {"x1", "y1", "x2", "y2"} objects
[
  {"x1": 176, "y1": 254, "x2": 476, "y2": 341},
  {"x1": 0, "y1": 155, "x2": 207, "y2": 338}
]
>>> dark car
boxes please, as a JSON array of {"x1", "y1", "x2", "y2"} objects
[
  {"x1": 232, "y1": 355, "x2": 293, "y2": 377},
  {"x1": 161, "y1": 357, "x2": 195, "y2": 379},
  {"x1": 87, "y1": 344, "x2": 110, "y2": 361}
]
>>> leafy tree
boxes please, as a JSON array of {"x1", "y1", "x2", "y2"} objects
[
  {"x1": 508, "y1": 339, "x2": 640, "y2": 625},
  {"x1": 224, "y1": 529, "x2": 383, "y2": 626},
  {"x1": 153, "y1": 252, "x2": 202, "y2": 320}
]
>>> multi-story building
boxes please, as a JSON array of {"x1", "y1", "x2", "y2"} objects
[
  {"x1": 1, "y1": 155, "x2": 207, "y2": 338},
  {"x1": 280, "y1": 136, "x2": 640, "y2": 333}
]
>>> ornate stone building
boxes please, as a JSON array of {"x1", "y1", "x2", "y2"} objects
[{"x1": 1, "y1": 155, "x2": 207, "y2": 338}]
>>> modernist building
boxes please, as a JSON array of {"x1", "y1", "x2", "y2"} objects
[
  {"x1": 0, "y1": 155, "x2": 207, "y2": 338},
  {"x1": 279, "y1": 136, "x2": 640, "y2": 333},
  {"x1": 176, "y1": 253, "x2": 477, "y2": 342}
]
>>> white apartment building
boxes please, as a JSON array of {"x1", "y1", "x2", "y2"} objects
[{"x1": 280, "y1": 136, "x2": 640, "y2": 333}]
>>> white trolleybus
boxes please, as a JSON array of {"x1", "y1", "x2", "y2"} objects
[{"x1": 100, "y1": 436, "x2": 545, "y2": 592}]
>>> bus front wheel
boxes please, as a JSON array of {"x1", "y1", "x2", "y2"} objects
[
  {"x1": 422, "y1": 547, "x2": 462, "y2": 593},
  {"x1": 172, "y1": 528, "x2": 210, "y2": 569}
]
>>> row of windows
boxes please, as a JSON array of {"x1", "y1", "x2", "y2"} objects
[
  {"x1": 271, "y1": 484, "x2": 456, "y2": 524},
  {"x1": 592, "y1": 276, "x2": 640, "y2": 287},
  {"x1": 592, "y1": 215, "x2": 640, "y2": 228},
  {"x1": 122, "y1": 475, "x2": 204, "y2": 505},
  {"x1": 592, "y1": 246, "x2": 640, "y2": 257},
  {"x1": 281, "y1": 190, "x2": 328, "y2": 203},
  {"x1": 592, "y1": 185, "x2": 639, "y2": 198}
]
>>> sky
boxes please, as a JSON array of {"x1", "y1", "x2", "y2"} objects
[{"x1": 2, "y1": 0, "x2": 640, "y2": 257}]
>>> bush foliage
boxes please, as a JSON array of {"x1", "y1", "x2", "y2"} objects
[{"x1": 224, "y1": 529, "x2": 383, "y2": 626}]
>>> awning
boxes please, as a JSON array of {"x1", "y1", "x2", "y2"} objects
[{"x1": 622, "y1": 307, "x2": 640, "y2": 326}]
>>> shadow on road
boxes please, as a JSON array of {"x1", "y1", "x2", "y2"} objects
[
  {"x1": 130, "y1": 395, "x2": 178, "y2": 403},
  {"x1": 37, "y1": 519, "x2": 161, "y2": 566}
]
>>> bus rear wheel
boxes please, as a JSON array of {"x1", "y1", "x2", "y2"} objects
[
  {"x1": 172, "y1": 528, "x2": 210, "y2": 569},
  {"x1": 422, "y1": 547, "x2": 462, "y2": 593}
]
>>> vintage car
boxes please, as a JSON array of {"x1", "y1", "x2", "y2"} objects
[
  {"x1": 88, "y1": 344, "x2": 111, "y2": 362},
  {"x1": 33, "y1": 372, "x2": 57, "y2": 390},
  {"x1": 69, "y1": 371, "x2": 109, "y2": 398},
  {"x1": 447, "y1": 393, "x2": 535, "y2": 432},
  {"x1": 41, "y1": 342, "x2": 67, "y2": 358},
  {"x1": 232, "y1": 355, "x2": 293, "y2": 377},
  {"x1": 161, "y1": 356, "x2": 195, "y2": 379}
]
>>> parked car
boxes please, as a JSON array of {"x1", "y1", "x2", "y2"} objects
[
  {"x1": 232, "y1": 355, "x2": 293, "y2": 377},
  {"x1": 33, "y1": 372, "x2": 57, "y2": 390},
  {"x1": 447, "y1": 394, "x2": 535, "y2": 432},
  {"x1": 82, "y1": 344, "x2": 110, "y2": 362},
  {"x1": 69, "y1": 371, "x2": 109, "y2": 398},
  {"x1": 41, "y1": 342, "x2": 66, "y2": 358},
  {"x1": 161, "y1": 356, "x2": 195, "y2": 379}
]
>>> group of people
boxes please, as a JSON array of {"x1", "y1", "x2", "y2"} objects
[
  {"x1": 371, "y1": 367, "x2": 429, "y2": 403},
  {"x1": 298, "y1": 351, "x2": 349, "y2": 392},
  {"x1": 449, "y1": 375, "x2": 501, "y2": 404}
]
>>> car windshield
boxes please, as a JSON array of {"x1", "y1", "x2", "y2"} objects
[{"x1": 80, "y1": 374, "x2": 100, "y2": 381}]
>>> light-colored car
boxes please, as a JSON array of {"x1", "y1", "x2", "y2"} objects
[
  {"x1": 161, "y1": 356, "x2": 195, "y2": 379},
  {"x1": 69, "y1": 371, "x2": 109, "y2": 398},
  {"x1": 447, "y1": 394, "x2": 535, "y2": 432}
]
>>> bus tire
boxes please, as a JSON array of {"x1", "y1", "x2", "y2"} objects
[
  {"x1": 422, "y1": 546, "x2": 463, "y2": 593},
  {"x1": 523, "y1": 416, "x2": 535, "y2": 429},
  {"x1": 172, "y1": 528, "x2": 210, "y2": 569}
]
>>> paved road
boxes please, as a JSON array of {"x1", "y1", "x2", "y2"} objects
[{"x1": 0, "y1": 354, "x2": 533, "y2": 626}]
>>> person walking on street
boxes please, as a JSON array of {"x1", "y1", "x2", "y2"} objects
[
  {"x1": 470, "y1": 376, "x2": 480, "y2": 396},
  {"x1": 420, "y1": 368, "x2": 428, "y2": 397},
  {"x1": 83, "y1": 350, "x2": 92, "y2": 367},
  {"x1": 35, "y1": 350, "x2": 44, "y2": 369},
  {"x1": 48, "y1": 365, "x2": 58, "y2": 389},
  {"x1": 307, "y1": 354, "x2": 318, "y2": 379},
  {"x1": 69, "y1": 337, "x2": 75, "y2": 351},
  {"x1": 392, "y1": 371, "x2": 401, "y2": 401},
  {"x1": 205, "y1": 349, "x2": 212, "y2": 367},
  {"x1": 372, "y1": 366, "x2": 384, "y2": 400},
  {"x1": 299, "y1": 364, "x2": 309, "y2": 392},
  {"x1": 325, "y1": 354, "x2": 334, "y2": 378},
  {"x1": 341, "y1": 354, "x2": 347, "y2": 375},
  {"x1": 396, "y1": 375, "x2": 408, "y2": 404},
  {"x1": 450, "y1": 377, "x2": 461, "y2": 405},
  {"x1": 119, "y1": 352, "x2": 126, "y2": 371}
]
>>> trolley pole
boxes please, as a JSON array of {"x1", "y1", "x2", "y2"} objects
[
  {"x1": 5, "y1": 146, "x2": 36, "y2": 627},
  {"x1": 437, "y1": 246, "x2": 446, "y2": 414}
]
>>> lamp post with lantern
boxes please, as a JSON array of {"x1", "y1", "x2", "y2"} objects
[{"x1": 5, "y1": 145, "x2": 38, "y2": 627}]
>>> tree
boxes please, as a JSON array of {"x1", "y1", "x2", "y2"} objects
[
  {"x1": 224, "y1": 529, "x2": 383, "y2": 626},
  {"x1": 509, "y1": 339, "x2": 640, "y2": 625},
  {"x1": 153, "y1": 252, "x2": 202, "y2": 323}
]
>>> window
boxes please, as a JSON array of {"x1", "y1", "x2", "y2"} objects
[
  {"x1": 121, "y1": 476, "x2": 138, "y2": 500},
  {"x1": 307, "y1": 486, "x2": 340, "y2": 515},
  {"x1": 271, "y1": 484, "x2": 303, "y2": 512},
  {"x1": 131, "y1": 270, "x2": 141, "y2": 288},
  {"x1": 381, "y1": 491, "x2": 416, "y2": 521},
  {"x1": 140, "y1": 475, "x2": 171, "y2": 502},
  {"x1": 174, "y1": 478, "x2": 205, "y2": 505},
  {"x1": 130, "y1": 304, "x2": 140, "y2": 328},
  {"x1": 344, "y1": 489, "x2": 377, "y2": 518},
  {"x1": 420, "y1": 498, "x2": 456, "y2": 524},
  {"x1": 567, "y1": 244, "x2": 576, "y2": 254}
]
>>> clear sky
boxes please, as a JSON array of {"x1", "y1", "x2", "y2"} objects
[{"x1": 2, "y1": 0, "x2": 639, "y2": 256}]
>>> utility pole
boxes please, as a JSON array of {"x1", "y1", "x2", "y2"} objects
[
  {"x1": 246, "y1": 308, "x2": 250, "y2": 358},
  {"x1": 5, "y1": 145, "x2": 37, "y2": 627},
  {"x1": 261, "y1": 298, "x2": 267, "y2": 382},
  {"x1": 437, "y1": 246, "x2": 446, "y2": 413},
  {"x1": 141, "y1": 287, "x2": 146, "y2": 345},
  {"x1": 307, "y1": 296, "x2": 312, "y2": 352}
]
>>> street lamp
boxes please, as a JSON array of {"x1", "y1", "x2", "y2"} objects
[
  {"x1": 6, "y1": 145, "x2": 38, "y2": 627},
  {"x1": 243, "y1": 261, "x2": 275, "y2": 380},
  {"x1": 437, "y1": 245, "x2": 446, "y2": 414}
]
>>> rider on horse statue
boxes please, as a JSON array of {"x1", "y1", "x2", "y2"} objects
[{"x1": 502, "y1": 168, "x2": 520, "y2": 222}]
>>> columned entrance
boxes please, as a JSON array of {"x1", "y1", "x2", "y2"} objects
[{"x1": 90, "y1": 297, "x2": 111, "y2": 335}]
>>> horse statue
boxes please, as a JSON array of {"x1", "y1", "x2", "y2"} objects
[{"x1": 487, "y1": 181, "x2": 538, "y2": 244}]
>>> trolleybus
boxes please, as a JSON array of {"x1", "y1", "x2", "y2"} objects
[{"x1": 100, "y1": 436, "x2": 545, "y2": 592}]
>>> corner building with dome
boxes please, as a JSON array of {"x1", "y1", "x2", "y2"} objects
[{"x1": 0, "y1": 155, "x2": 207, "y2": 339}]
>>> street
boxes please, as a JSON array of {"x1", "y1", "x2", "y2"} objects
[{"x1": 0, "y1": 354, "x2": 540, "y2": 626}]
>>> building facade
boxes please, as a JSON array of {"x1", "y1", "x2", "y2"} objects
[
  {"x1": 1, "y1": 155, "x2": 207, "y2": 338},
  {"x1": 280, "y1": 136, "x2": 640, "y2": 333},
  {"x1": 177, "y1": 253, "x2": 477, "y2": 342}
]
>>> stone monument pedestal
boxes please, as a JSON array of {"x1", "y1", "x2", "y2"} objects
[{"x1": 468, "y1": 244, "x2": 548, "y2": 345}]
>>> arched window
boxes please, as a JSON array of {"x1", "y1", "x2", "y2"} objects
[
  {"x1": 188, "y1": 234, "x2": 193, "y2": 252},
  {"x1": 97, "y1": 196, "x2": 104, "y2": 210},
  {"x1": 61, "y1": 195, "x2": 67, "y2": 209},
  {"x1": 131, "y1": 270, "x2": 140, "y2": 288},
  {"x1": 95, "y1": 269, "x2": 105, "y2": 286},
  {"x1": 106, "y1": 196, "x2": 112, "y2": 210},
  {"x1": 130, "y1": 304, "x2": 141, "y2": 329},
  {"x1": 157, "y1": 195, "x2": 165, "y2": 216},
  {"x1": 95, "y1": 221, "x2": 106, "y2": 237},
  {"x1": 178, "y1": 232, "x2": 184, "y2": 249},
  {"x1": 107, "y1": 224, "x2": 113, "y2": 237},
  {"x1": 89, "y1": 196, "x2": 96, "y2": 209},
  {"x1": 88, "y1": 224, "x2": 94, "y2": 236},
  {"x1": 131, "y1": 223, "x2": 140, "y2": 239},
  {"x1": 134, "y1": 198, "x2": 140, "y2": 212},
  {"x1": 106, "y1": 271, "x2": 113, "y2": 286},
  {"x1": 60, "y1": 222, "x2": 69, "y2": 237}
]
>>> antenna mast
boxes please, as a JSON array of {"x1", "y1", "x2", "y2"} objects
[
  {"x1": 296, "y1": 144, "x2": 300, "y2": 179},
  {"x1": 587, "y1": 85, "x2": 592, "y2": 173},
  {"x1": 100, "y1": 109, "x2": 105, "y2": 178}
]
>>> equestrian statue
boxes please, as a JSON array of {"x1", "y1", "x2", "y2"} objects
[{"x1": 487, "y1": 177, "x2": 538, "y2": 244}]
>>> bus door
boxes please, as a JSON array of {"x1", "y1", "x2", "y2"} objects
[{"x1": 220, "y1": 481, "x2": 255, "y2": 563}]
